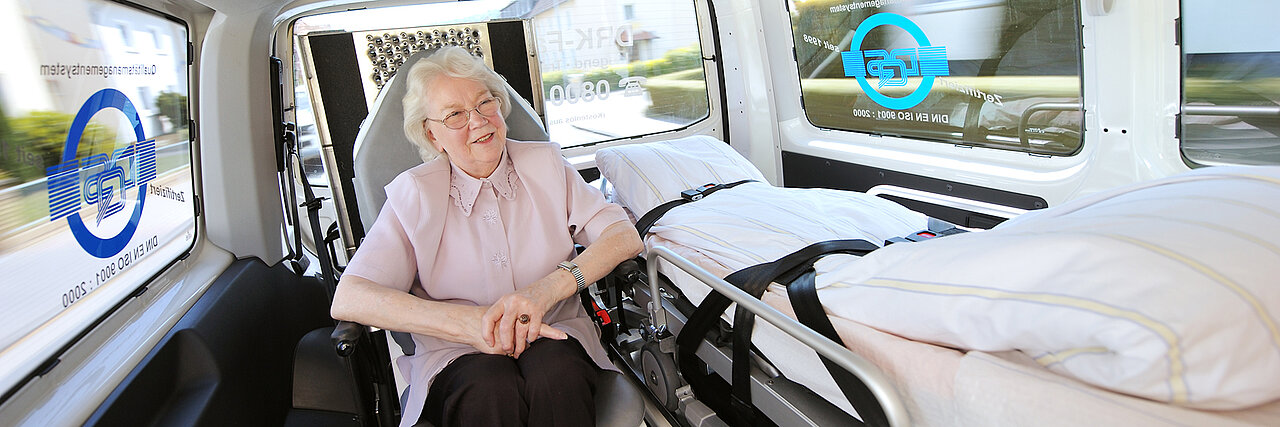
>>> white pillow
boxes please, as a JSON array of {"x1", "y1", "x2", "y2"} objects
[
  {"x1": 594, "y1": 135, "x2": 767, "y2": 217},
  {"x1": 818, "y1": 165, "x2": 1280, "y2": 409}
]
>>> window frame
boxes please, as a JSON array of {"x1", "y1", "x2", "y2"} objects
[
  {"x1": 1177, "y1": 0, "x2": 1280, "y2": 168},
  {"x1": 0, "y1": 0, "x2": 198, "y2": 402}
]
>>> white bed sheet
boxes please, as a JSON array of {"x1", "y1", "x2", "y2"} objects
[
  {"x1": 654, "y1": 237, "x2": 1280, "y2": 426},
  {"x1": 639, "y1": 172, "x2": 1280, "y2": 424}
]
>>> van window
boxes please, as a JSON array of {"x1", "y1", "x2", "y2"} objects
[
  {"x1": 0, "y1": 0, "x2": 193, "y2": 369},
  {"x1": 527, "y1": 0, "x2": 710, "y2": 147},
  {"x1": 294, "y1": 0, "x2": 710, "y2": 150},
  {"x1": 1180, "y1": 0, "x2": 1280, "y2": 166},
  {"x1": 291, "y1": 49, "x2": 326, "y2": 185},
  {"x1": 788, "y1": 0, "x2": 1084, "y2": 155}
]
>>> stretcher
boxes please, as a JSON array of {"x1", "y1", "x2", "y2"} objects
[{"x1": 591, "y1": 136, "x2": 1280, "y2": 426}]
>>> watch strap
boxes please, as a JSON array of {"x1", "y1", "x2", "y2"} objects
[{"x1": 558, "y1": 261, "x2": 587, "y2": 292}]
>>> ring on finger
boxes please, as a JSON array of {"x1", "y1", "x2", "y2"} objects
[{"x1": 518, "y1": 313, "x2": 530, "y2": 324}]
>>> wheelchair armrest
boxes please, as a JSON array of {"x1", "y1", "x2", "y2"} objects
[
  {"x1": 612, "y1": 258, "x2": 642, "y2": 284},
  {"x1": 331, "y1": 320, "x2": 363, "y2": 357}
]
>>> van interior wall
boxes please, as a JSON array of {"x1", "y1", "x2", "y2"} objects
[
  {"x1": 198, "y1": 1, "x2": 289, "y2": 262},
  {"x1": 715, "y1": 0, "x2": 783, "y2": 184}
]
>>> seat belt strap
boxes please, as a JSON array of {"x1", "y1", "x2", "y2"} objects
[
  {"x1": 675, "y1": 239, "x2": 878, "y2": 426},
  {"x1": 634, "y1": 180, "x2": 755, "y2": 237},
  {"x1": 296, "y1": 152, "x2": 339, "y2": 302},
  {"x1": 723, "y1": 240, "x2": 879, "y2": 412},
  {"x1": 788, "y1": 269, "x2": 889, "y2": 427},
  {"x1": 676, "y1": 275, "x2": 770, "y2": 426}
]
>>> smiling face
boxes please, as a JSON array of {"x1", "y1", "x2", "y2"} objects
[{"x1": 423, "y1": 75, "x2": 508, "y2": 178}]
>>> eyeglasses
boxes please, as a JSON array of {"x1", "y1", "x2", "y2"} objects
[{"x1": 424, "y1": 96, "x2": 502, "y2": 130}]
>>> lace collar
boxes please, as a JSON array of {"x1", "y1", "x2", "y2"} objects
[{"x1": 447, "y1": 149, "x2": 518, "y2": 216}]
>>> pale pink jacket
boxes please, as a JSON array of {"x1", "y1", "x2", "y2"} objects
[{"x1": 344, "y1": 140, "x2": 628, "y2": 426}]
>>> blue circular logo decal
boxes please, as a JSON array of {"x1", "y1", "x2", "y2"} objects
[
  {"x1": 58, "y1": 88, "x2": 149, "y2": 258},
  {"x1": 841, "y1": 13, "x2": 950, "y2": 110}
]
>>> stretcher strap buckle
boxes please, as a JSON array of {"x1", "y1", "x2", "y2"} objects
[
  {"x1": 680, "y1": 183, "x2": 719, "y2": 201},
  {"x1": 636, "y1": 180, "x2": 756, "y2": 237}
]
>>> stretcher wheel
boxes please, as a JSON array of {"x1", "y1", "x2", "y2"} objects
[{"x1": 640, "y1": 342, "x2": 680, "y2": 411}]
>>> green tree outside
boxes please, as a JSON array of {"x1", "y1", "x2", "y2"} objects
[
  {"x1": 154, "y1": 91, "x2": 189, "y2": 129},
  {"x1": 0, "y1": 103, "x2": 12, "y2": 184},
  {"x1": 0, "y1": 111, "x2": 120, "y2": 231},
  {"x1": 2, "y1": 111, "x2": 118, "y2": 182}
]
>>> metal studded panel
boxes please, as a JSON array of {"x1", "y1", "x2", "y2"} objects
[{"x1": 352, "y1": 24, "x2": 495, "y2": 105}]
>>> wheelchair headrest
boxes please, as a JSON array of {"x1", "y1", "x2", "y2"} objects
[{"x1": 352, "y1": 48, "x2": 548, "y2": 232}]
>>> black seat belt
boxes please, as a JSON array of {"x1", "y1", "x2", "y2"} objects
[
  {"x1": 785, "y1": 265, "x2": 887, "y2": 427},
  {"x1": 634, "y1": 180, "x2": 755, "y2": 237},
  {"x1": 288, "y1": 136, "x2": 339, "y2": 301},
  {"x1": 676, "y1": 239, "x2": 889, "y2": 427}
]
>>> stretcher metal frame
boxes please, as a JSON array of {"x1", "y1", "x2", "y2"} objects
[{"x1": 629, "y1": 245, "x2": 911, "y2": 426}]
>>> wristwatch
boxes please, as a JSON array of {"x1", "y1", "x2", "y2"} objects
[{"x1": 558, "y1": 261, "x2": 587, "y2": 293}]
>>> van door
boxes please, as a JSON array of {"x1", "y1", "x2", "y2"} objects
[{"x1": 0, "y1": 1, "x2": 343, "y2": 425}]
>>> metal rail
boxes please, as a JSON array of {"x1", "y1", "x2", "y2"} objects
[
  {"x1": 1182, "y1": 105, "x2": 1280, "y2": 117},
  {"x1": 646, "y1": 246, "x2": 912, "y2": 427},
  {"x1": 1018, "y1": 102, "x2": 1081, "y2": 149},
  {"x1": 867, "y1": 185, "x2": 1026, "y2": 220}
]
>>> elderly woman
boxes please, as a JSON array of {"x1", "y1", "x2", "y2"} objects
[{"x1": 330, "y1": 46, "x2": 643, "y2": 427}]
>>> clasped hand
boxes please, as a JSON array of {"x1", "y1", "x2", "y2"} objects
[{"x1": 478, "y1": 285, "x2": 566, "y2": 358}]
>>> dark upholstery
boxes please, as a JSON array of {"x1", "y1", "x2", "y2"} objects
[{"x1": 410, "y1": 371, "x2": 644, "y2": 427}]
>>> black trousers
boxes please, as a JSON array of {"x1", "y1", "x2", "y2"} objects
[{"x1": 421, "y1": 337, "x2": 599, "y2": 427}]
